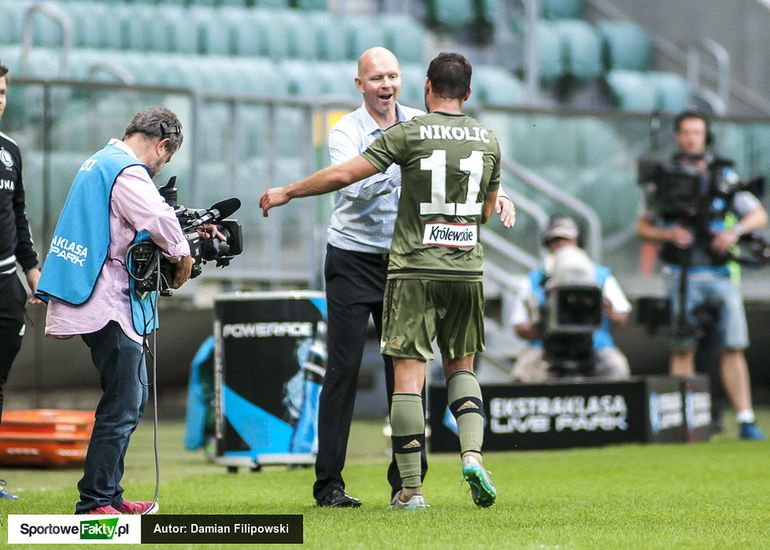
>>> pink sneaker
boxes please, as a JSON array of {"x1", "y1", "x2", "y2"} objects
[
  {"x1": 115, "y1": 500, "x2": 159, "y2": 515},
  {"x1": 83, "y1": 505, "x2": 120, "y2": 515}
]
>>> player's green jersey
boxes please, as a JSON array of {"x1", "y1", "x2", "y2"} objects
[{"x1": 361, "y1": 111, "x2": 501, "y2": 281}]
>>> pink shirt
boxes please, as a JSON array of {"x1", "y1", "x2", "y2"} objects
[{"x1": 45, "y1": 139, "x2": 190, "y2": 344}]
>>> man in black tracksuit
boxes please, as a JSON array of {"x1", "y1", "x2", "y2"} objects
[{"x1": 0, "y1": 63, "x2": 41, "y2": 499}]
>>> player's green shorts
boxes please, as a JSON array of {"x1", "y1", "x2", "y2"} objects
[{"x1": 380, "y1": 279, "x2": 485, "y2": 361}]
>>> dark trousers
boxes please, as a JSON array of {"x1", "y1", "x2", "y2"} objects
[
  {"x1": 76, "y1": 322, "x2": 148, "y2": 513},
  {"x1": 313, "y1": 245, "x2": 428, "y2": 501},
  {"x1": 0, "y1": 274, "x2": 27, "y2": 424}
]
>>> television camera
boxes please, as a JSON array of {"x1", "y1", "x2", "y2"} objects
[
  {"x1": 637, "y1": 157, "x2": 769, "y2": 338},
  {"x1": 637, "y1": 158, "x2": 769, "y2": 265},
  {"x1": 127, "y1": 177, "x2": 243, "y2": 295},
  {"x1": 535, "y1": 246, "x2": 604, "y2": 377}
]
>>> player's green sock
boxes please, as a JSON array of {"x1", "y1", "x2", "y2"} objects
[
  {"x1": 390, "y1": 393, "x2": 424, "y2": 489},
  {"x1": 447, "y1": 370, "x2": 484, "y2": 455}
]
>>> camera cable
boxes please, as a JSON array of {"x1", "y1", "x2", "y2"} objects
[
  {"x1": 131, "y1": 250, "x2": 163, "y2": 516},
  {"x1": 147, "y1": 252, "x2": 162, "y2": 514}
]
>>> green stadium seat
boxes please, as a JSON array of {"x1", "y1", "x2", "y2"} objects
[
  {"x1": 8, "y1": 48, "x2": 59, "y2": 79},
  {"x1": 236, "y1": 107, "x2": 272, "y2": 160},
  {"x1": 477, "y1": 0, "x2": 498, "y2": 26},
  {"x1": 535, "y1": 22, "x2": 565, "y2": 83},
  {"x1": 277, "y1": 60, "x2": 325, "y2": 97},
  {"x1": 348, "y1": 16, "x2": 388, "y2": 60},
  {"x1": 29, "y1": 9, "x2": 64, "y2": 48},
  {"x1": 551, "y1": 19, "x2": 601, "y2": 81},
  {"x1": 295, "y1": 0, "x2": 328, "y2": 9},
  {"x1": 256, "y1": 11, "x2": 291, "y2": 60},
  {"x1": 316, "y1": 62, "x2": 359, "y2": 100},
  {"x1": 139, "y1": 5, "x2": 184, "y2": 53},
  {"x1": 231, "y1": 12, "x2": 263, "y2": 56},
  {"x1": 426, "y1": 0, "x2": 475, "y2": 32},
  {"x1": 542, "y1": 0, "x2": 583, "y2": 19},
  {"x1": 313, "y1": 14, "x2": 349, "y2": 61},
  {"x1": 646, "y1": 71, "x2": 690, "y2": 114},
  {"x1": 506, "y1": 117, "x2": 574, "y2": 167},
  {"x1": 596, "y1": 20, "x2": 652, "y2": 71},
  {"x1": 119, "y1": 5, "x2": 154, "y2": 52},
  {"x1": 197, "y1": 162, "x2": 231, "y2": 209},
  {"x1": 233, "y1": 58, "x2": 282, "y2": 95},
  {"x1": 199, "y1": 16, "x2": 234, "y2": 56},
  {"x1": 470, "y1": 66, "x2": 523, "y2": 108},
  {"x1": 50, "y1": 152, "x2": 88, "y2": 211},
  {"x1": 275, "y1": 108, "x2": 309, "y2": 157},
  {"x1": 399, "y1": 63, "x2": 427, "y2": 108},
  {"x1": 0, "y1": 1, "x2": 33, "y2": 44},
  {"x1": 573, "y1": 118, "x2": 625, "y2": 167},
  {"x1": 235, "y1": 158, "x2": 268, "y2": 206},
  {"x1": 255, "y1": 0, "x2": 290, "y2": 7},
  {"x1": 382, "y1": 15, "x2": 427, "y2": 64},
  {"x1": 199, "y1": 102, "x2": 230, "y2": 161},
  {"x1": 749, "y1": 125, "x2": 770, "y2": 179},
  {"x1": 604, "y1": 69, "x2": 657, "y2": 112},
  {"x1": 62, "y1": 3, "x2": 103, "y2": 49},
  {"x1": 155, "y1": 6, "x2": 199, "y2": 54},
  {"x1": 283, "y1": 11, "x2": 321, "y2": 60}
]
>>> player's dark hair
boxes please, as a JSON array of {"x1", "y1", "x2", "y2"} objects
[
  {"x1": 427, "y1": 52, "x2": 472, "y2": 100},
  {"x1": 0, "y1": 62, "x2": 9, "y2": 82},
  {"x1": 124, "y1": 107, "x2": 184, "y2": 154}
]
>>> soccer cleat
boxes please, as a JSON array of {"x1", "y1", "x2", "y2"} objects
[
  {"x1": 0, "y1": 480, "x2": 19, "y2": 500},
  {"x1": 82, "y1": 506, "x2": 120, "y2": 515},
  {"x1": 316, "y1": 487, "x2": 361, "y2": 508},
  {"x1": 390, "y1": 490, "x2": 429, "y2": 510},
  {"x1": 738, "y1": 422, "x2": 767, "y2": 441},
  {"x1": 462, "y1": 455, "x2": 496, "y2": 507},
  {"x1": 115, "y1": 500, "x2": 159, "y2": 514}
]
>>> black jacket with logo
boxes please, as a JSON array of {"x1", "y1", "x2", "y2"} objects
[{"x1": 0, "y1": 131, "x2": 38, "y2": 272}]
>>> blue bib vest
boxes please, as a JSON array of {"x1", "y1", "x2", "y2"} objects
[
  {"x1": 530, "y1": 264, "x2": 614, "y2": 349},
  {"x1": 36, "y1": 144, "x2": 159, "y2": 335}
]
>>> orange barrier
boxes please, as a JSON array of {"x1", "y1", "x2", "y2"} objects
[{"x1": 0, "y1": 410, "x2": 94, "y2": 468}]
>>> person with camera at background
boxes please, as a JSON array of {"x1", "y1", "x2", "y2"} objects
[
  {"x1": 637, "y1": 110, "x2": 766, "y2": 440},
  {"x1": 36, "y1": 107, "x2": 195, "y2": 513},
  {"x1": 510, "y1": 215, "x2": 631, "y2": 382},
  {"x1": 0, "y1": 62, "x2": 42, "y2": 500}
]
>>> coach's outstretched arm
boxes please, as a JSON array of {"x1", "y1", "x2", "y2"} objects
[{"x1": 260, "y1": 156, "x2": 379, "y2": 217}]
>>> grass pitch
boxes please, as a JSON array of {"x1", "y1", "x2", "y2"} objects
[{"x1": 1, "y1": 413, "x2": 769, "y2": 549}]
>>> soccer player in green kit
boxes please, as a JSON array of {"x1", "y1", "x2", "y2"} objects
[{"x1": 260, "y1": 52, "x2": 502, "y2": 510}]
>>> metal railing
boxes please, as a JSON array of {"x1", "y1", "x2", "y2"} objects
[
  {"x1": 687, "y1": 38, "x2": 731, "y2": 115},
  {"x1": 502, "y1": 158, "x2": 603, "y2": 261},
  {"x1": 21, "y1": 1, "x2": 73, "y2": 78}
]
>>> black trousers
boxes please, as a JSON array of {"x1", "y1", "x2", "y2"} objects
[
  {"x1": 0, "y1": 274, "x2": 27, "y2": 424},
  {"x1": 313, "y1": 244, "x2": 428, "y2": 501}
]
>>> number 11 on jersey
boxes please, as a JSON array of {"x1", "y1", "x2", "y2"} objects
[{"x1": 419, "y1": 149, "x2": 483, "y2": 217}]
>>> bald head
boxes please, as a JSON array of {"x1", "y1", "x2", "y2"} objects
[
  {"x1": 355, "y1": 47, "x2": 402, "y2": 126},
  {"x1": 357, "y1": 47, "x2": 399, "y2": 77}
]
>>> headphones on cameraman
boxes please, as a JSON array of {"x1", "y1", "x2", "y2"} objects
[{"x1": 674, "y1": 109, "x2": 714, "y2": 146}]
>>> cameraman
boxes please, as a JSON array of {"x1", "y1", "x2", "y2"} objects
[
  {"x1": 510, "y1": 216, "x2": 631, "y2": 382},
  {"x1": 37, "y1": 107, "x2": 194, "y2": 514},
  {"x1": 636, "y1": 110, "x2": 766, "y2": 440}
]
